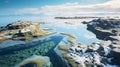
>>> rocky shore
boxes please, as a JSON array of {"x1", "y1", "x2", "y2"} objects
[
  {"x1": 1, "y1": 19, "x2": 120, "y2": 67},
  {"x1": 0, "y1": 21, "x2": 62, "y2": 67},
  {"x1": 87, "y1": 18, "x2": 120, "y2": 41},
  {"x1": 0, "y1": 20, "x2": 54, "y2": 43},
  {"x1": 56, "y1": 18, "x2": 120, "y2": 67},
  {"x1": 87, "y1": 18, "x2": 120, "y2": 66}
]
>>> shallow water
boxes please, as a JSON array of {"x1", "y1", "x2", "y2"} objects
[
  {"x1": 40, "y1": 19, "x2": 100, "y2": 44},
  {"x1": 0, "y1": 17, "x2": 101, "y2": 67},
  {"x1": 0, "y1": 17, "x2": 100, "y2": 44}
]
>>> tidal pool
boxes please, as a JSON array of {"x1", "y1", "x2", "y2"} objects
[{"x1": 40, "y1": 19, "x2": 100, "y2": 44}]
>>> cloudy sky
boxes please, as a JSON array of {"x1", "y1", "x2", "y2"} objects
[
  {"x1": 0, "y1": 0, "x2": 119, "y2": 43},
  {"x1": 0, "y1": 0, "x2": 120, "y2": 17}
]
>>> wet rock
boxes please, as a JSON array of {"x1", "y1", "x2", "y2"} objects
[
  {"x1": 85, "y1": 48, "x2": 94, "y2": 53},
  {"x1": 96, "y1": 46, "x2": 105, "y2": 56},
  {"x1": 84, "y1": 61, "x2": 94, "y2": 67},
  {"x1": 109, "y1": 50, "x2": 120, "y2": 66},
  {"x1": 57, "y1": 18, "x2": 120, "y2": 67},
  {"x1": 87, "y1": 18, "x2": 120, "y2": 41},
  {"x1": 20, "y1": 63, "x2": 37, "y2": 67},
  {"x1": 86, "y1": 18, "x2": 120, "y2": 66},
  {"x1": 16, "y1": 55, "x2": 52, "y2": 67}
]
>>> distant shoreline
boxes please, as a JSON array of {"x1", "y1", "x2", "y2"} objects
[{"x1": 55, "y1": 16, "x2": 103, "y2": 19}]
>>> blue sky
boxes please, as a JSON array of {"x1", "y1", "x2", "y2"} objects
[
  {"x1": 0, "y1": 0, "x2": 120, "y2": 24},
  {"x1": 0, "y1": 0, "x2": 110, "y2": 9}
]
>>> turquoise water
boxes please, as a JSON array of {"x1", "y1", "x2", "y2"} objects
[
  {"x1": 0, "y1": 17, "x2": 100, "y2": 67},
  {"x1": 40, "y1": 19, "x2": 100, "y2": 44},
  {"x1": 0, "y1": 16, "x2": 100, "y2": 44}
]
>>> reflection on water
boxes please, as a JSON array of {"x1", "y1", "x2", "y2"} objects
[
  {"x1": 40, "y1": 19, "x2": 100, "y2": 44},
  {"x1": 0, "y1": 16, "x2": 100, "y2": 44}
]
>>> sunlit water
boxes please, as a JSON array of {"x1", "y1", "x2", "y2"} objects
[
  {"x1": 0, "y1": 16, "x2": 101, "y2": 67},
  {"x1": 0, "y1": 16, "x2": 100, "y2": 44},
  {"x1": 40, "y1": 19, "x2": 100, "y2": 44}
]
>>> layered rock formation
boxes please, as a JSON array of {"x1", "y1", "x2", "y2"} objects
[
  {"x1": 87, "y1": 18, "x2": 120, "y2": 41},
  {"x1": 87, "y1": 18, "x2": 120, "y2": 66},
  {"x1": 57, "y1": 41, "x2": 119, "y2": 67},
  {"x1": 57, "y1": 18, "x2": 120, "y2": 67},
  {"x1": 0, "y1": 20, "x2": 54, "y2": 43}
]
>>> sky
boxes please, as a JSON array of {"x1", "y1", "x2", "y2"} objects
[
  {"x1": 0, "y1": 0, "x2": 120, "y2": 23},
  {"x1": 0, "y1": 0, "x2": 120, "y2": 16},
  {"x1": 0, "y1": 0, "x2": 110, "y2": 9}
]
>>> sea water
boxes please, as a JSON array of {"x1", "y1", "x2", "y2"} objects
[
  {"x1": 40, "y1": 19, "x2": 100, "y2": 44},
  {"x1": 0, "y1": 16, "x2": 100, "y2": 67},
  {"x1": 0, "y1": 16, "x2": 100, "y2": 44}
]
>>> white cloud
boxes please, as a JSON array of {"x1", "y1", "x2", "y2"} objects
[{"x1": 3, "y1": 0, "x2": 120, "y2": 16}]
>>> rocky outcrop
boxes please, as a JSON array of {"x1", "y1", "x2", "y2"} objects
[
  {"x1": 0, "y1": 20, "x2": 55, "y2": 43},
  {"x1": 7, "y1": 20, "x2": 33, "y2": 30},
  {"x1": 57, "y1": 18, "x2": 120, "y2": 67},
  {"x1": 57, "y1": 40, "x2": 120, "y2": 67},
  {"x1": 86, "y1": 18, "x2": 120, "y2": 66},
  {"x1": 87, "y1": 18, "x2": 120, "y2": 41}
]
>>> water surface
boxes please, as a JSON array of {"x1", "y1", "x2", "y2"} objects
[{"x1": 0, "y1": 16, "x2": 100, "y2": 44}]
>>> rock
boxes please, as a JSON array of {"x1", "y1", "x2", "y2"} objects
[
  {"x1": 16, "y1": 55, "x2": 52, "y2": 67},
  {"x1": 109, "y1": 50, "x2": 120, "y2": 66},
  {"x1": 85, "y1": 48, "x2": 94, "y2": 53},
  {"x1": 84, "y1": 61, "x2": 94, "y2": 67},
  {"x1": 0, "y1": 26, "x2": 7, "y2": 31},
  {"x1": 55, "y1": 18, "x2": 120, "y2": 67},
  {"x1": 96, "y1": 45, "x2": 105, "y2": 56},
  {"x1": 0, "y1": 20, "x2": 54, "y2": 43},
  {"x1": 19, "y1": 63, "x2": 37, "y2": 67},
  {"x1": 81, "y1": 21, "x2": 90, "y2": 24},
  {"x1": 87, "y1": 18, "x2": 120, "y2": 41},
  {"x1": 58, "y1": 44, "x2": 68, "y2": 51},
  {"x1": 60, "y1": 32, "x2": 76, "y2": 39},
  {"x1": 90, "y1": 18, "x2": 120, "y2": 29},
  {"x1": 86, "y1": 18, "x2": 120, "y2": 66},
  {"x1": 7, "y1": 20, "x2": 33, "y2": 30},
  {"x1": 59, "y1": 41, "x2": 119, "y2": 67}
]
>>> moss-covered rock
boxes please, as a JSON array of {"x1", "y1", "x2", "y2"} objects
[
  {"x1": 60, "y1": 32, "x2": 76, "y2": 39},
  {"x1": 58, "y1": 44, "x2": 68, "y2": 51},
  {"x1": 16, "y1": 55, "x2": 52, "y2": 67}
]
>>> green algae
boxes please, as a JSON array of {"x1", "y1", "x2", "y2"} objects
[
  {"x1": 0, "y1": 41, "x2": 55, "y2": 67},
  {"x1": 17, "y1": 55, "x2": 52, "y2": 67}
]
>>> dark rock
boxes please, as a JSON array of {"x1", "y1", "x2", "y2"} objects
[
  {"x1": 7, "y1": 20, "x2": 32, "y2": 30},
  {"x1": 94, "y1": 63, "x2": 103, "y2": 67},
  {"x1": 75, "y1": 48, "x2": 81, "y2": 53},
  {"x1": 86, "y1": 18, "x2": 120, "y2": 66},
  {"x1": 82, "y1": 21, "x2": 90, "y2": 24},
  {"x1": 20, "y1": 63, "x2": 37, "y2": 67},
  {"x1": 85, "y1": 48, "x2": 94, "y2": 53},
  {"x1": 109, "y1": 50, "x2": 120, "y2": 66},
  {"x1": 87, "y1": 25, "x2": 113, "y2": 40},
  {"x1": 84, "y1": 61, "x2": 94, "y2": 67},
  {"x1": 96, "y1": 46, "x2": 105, "y2": 56},
  {"x1": 87, "y1": 18, "x2": 120, "y2": 41}
]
